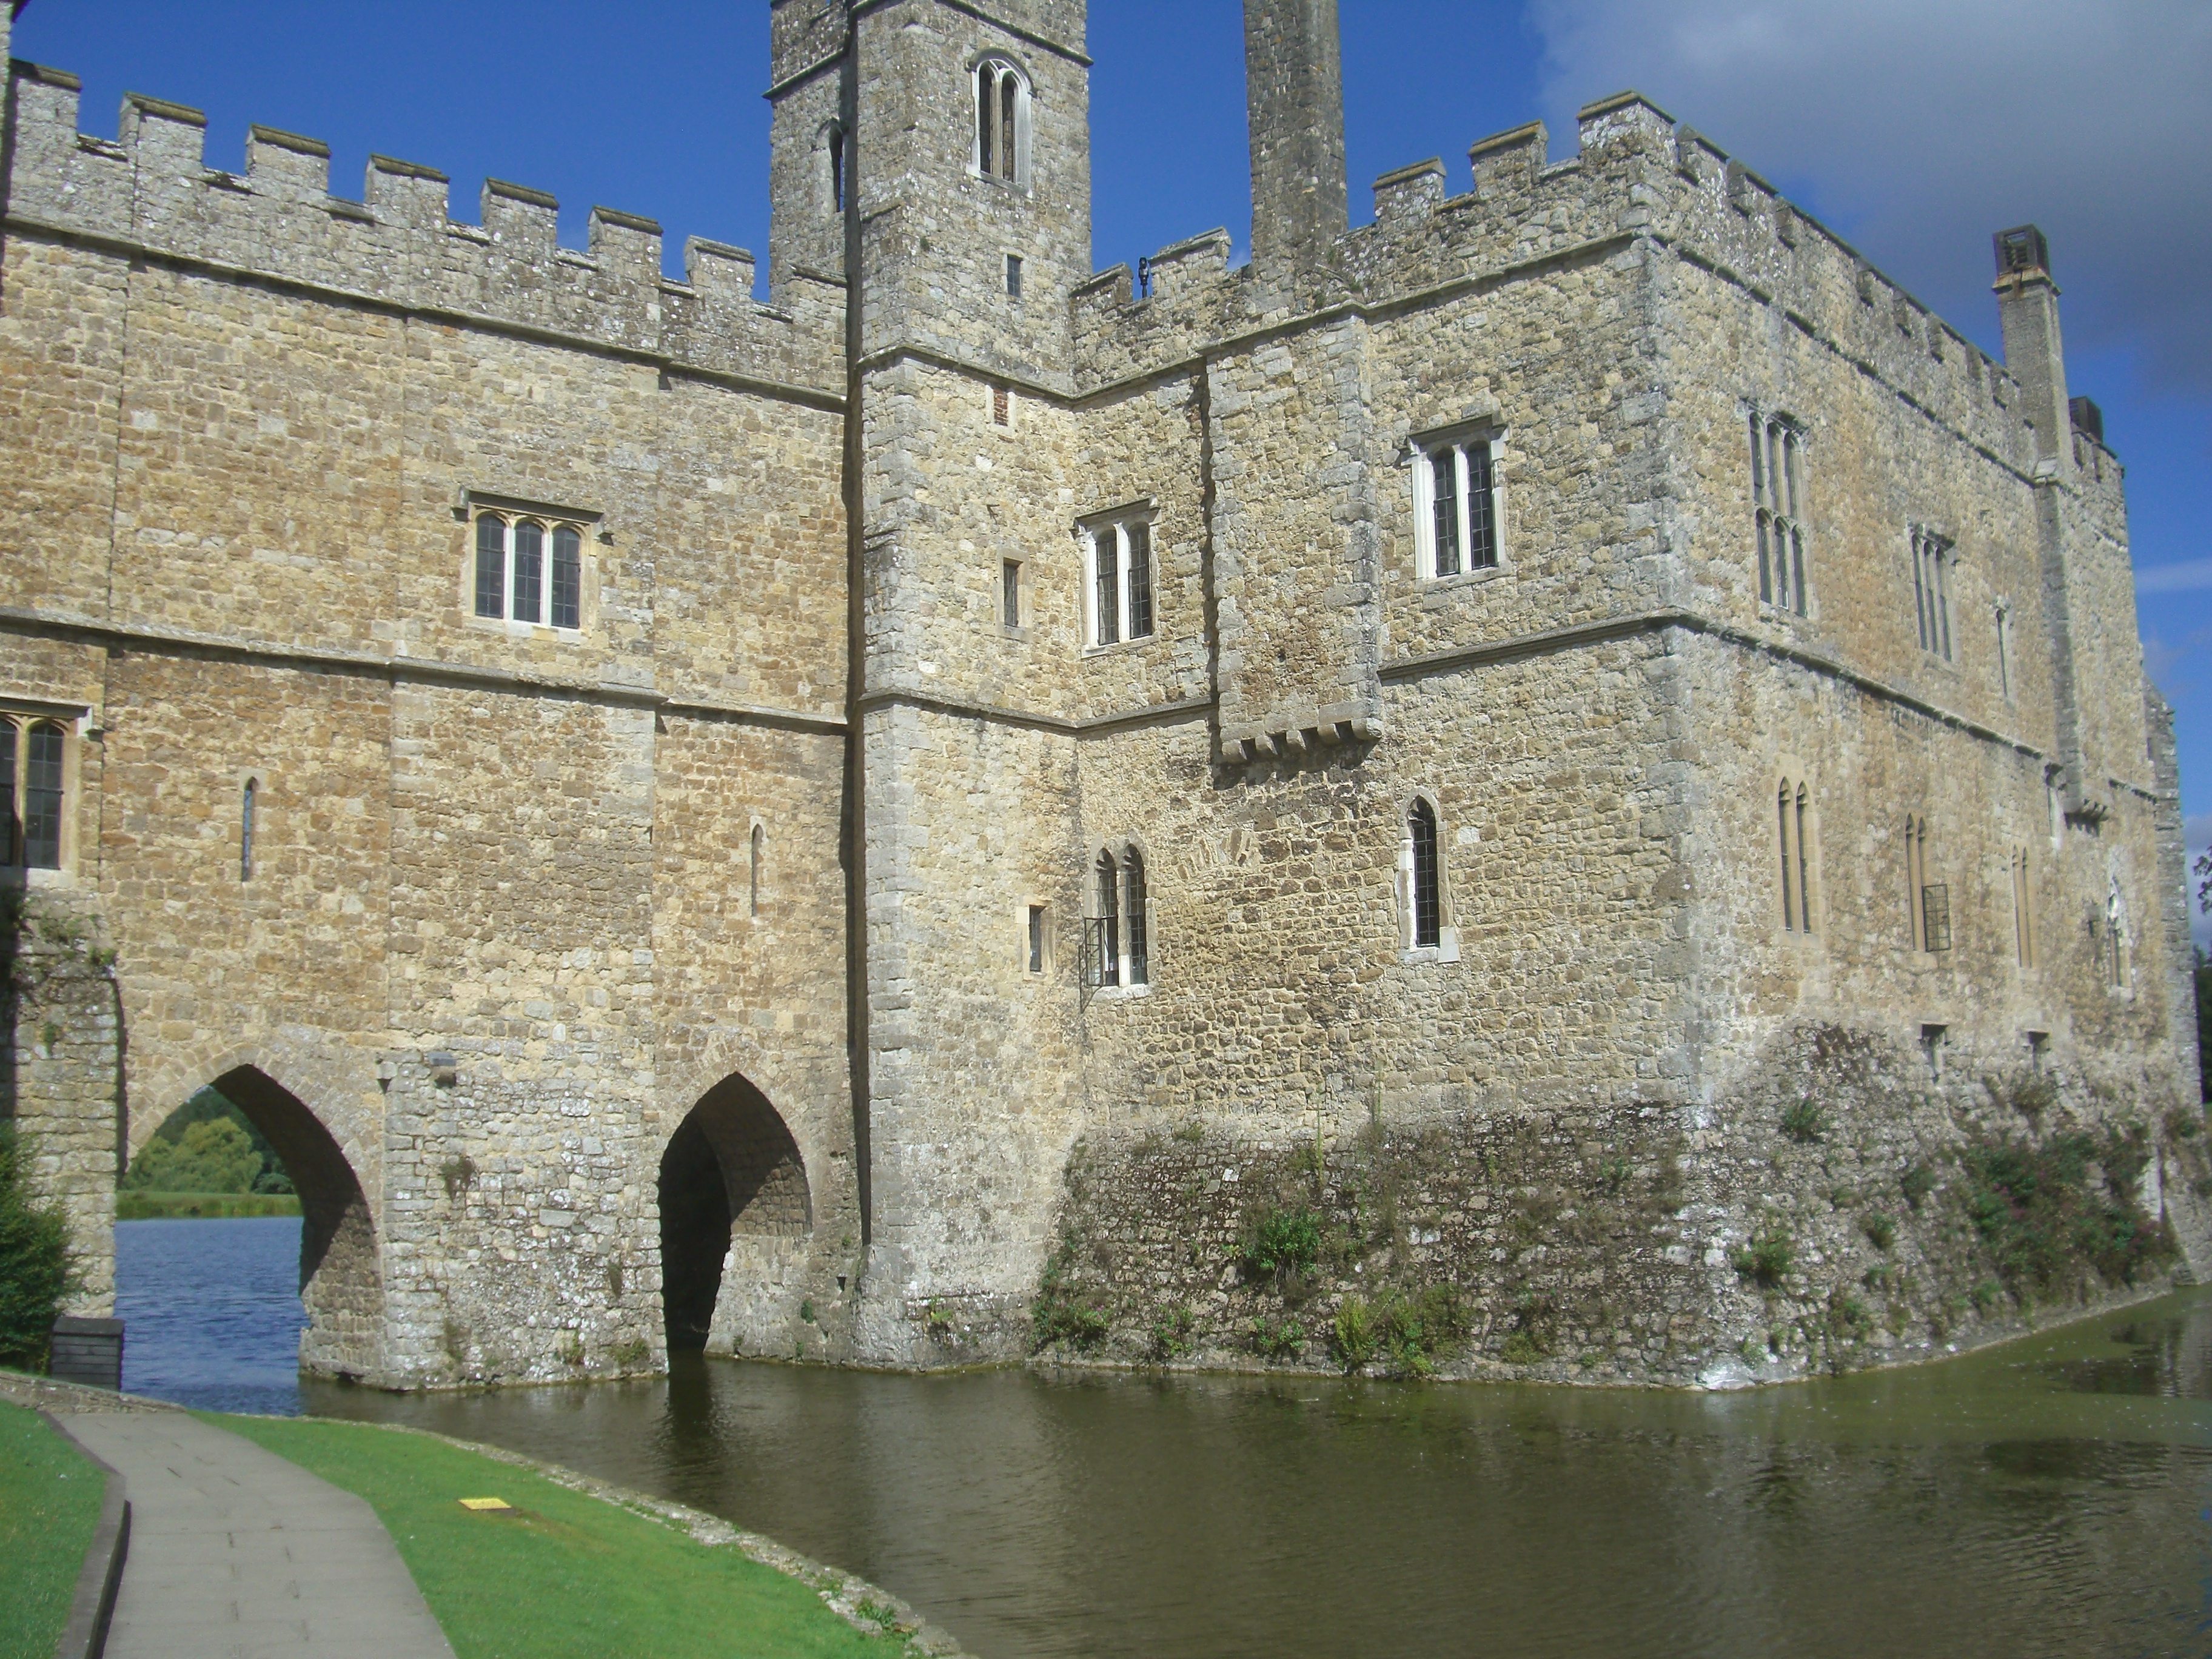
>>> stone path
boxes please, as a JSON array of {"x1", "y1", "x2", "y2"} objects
[{"x1": 56, "y1": 1413, "x2": 455, "y2": 1659}]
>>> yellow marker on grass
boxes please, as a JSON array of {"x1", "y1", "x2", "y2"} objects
[{"x1": 458, "y1": 1497, "x2": 512, "y2": 1512}]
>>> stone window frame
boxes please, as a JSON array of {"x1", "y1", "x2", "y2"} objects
[
  {"x1": 1082, "y1": 837, "x2": 1155, "y2": 996},
  {"x1": 1396, "y1": 789, "x2": 1460, "y2": 964},
  {"x1": 237, "y1": 768, "x2": 266, "y2": 885},
  {"x1": 1903, "y1": 811, "x2": 1947, "y2": 955},
  {"x1": 2102, "y1": 872, "x2": 2133, "y2": 996},
  {"x1": 816, "y1": 119, "x2": 847, "y2": 218},
  {"x1": 1406, "y1": 420, "x2": 1509, "y2": 588},
  {"x1": 1019, "y1": 899, "x2": 1055, "y2": 977},
  {"x1": 0, "y1": 702, "x2": 87, "y2": 886},
  {"x1": 462, "y1": 490, "x2": 601, "y2": 637},
  {"x1": 1000, "y1": 557, "x2": 1027, "y2": 635},
  {"x1": 970, "y1": 55, "x2": 1033, "y2": 193},
  {"x1": 1076, "y1": 503, "x2": 1158, "y2": 654},
  {"x1": 1993, "y1": 598, "x2": 2015, "y2": 702},
  {"x1": 1774, "y1": 763, "x2": 1820, "y2": 940},
  {"x1": 1911, "y1": 525, "x2": 1957, "y2": 664},
  {"x1": 2007, "y1": 844, "x2": 2034, "y2": 970},
  {"x1": 1749, "y1": 407, "x2": 1811, "y2": 618}
]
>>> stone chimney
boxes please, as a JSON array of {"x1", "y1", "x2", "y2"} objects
[
  {"x1": 1992, "y1": 225, "x2": 2071, "y2": 471},
  {"x1": 1244, "y1": 0, "x2": 1347, "y2": 276}
]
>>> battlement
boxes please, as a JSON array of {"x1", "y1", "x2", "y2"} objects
[
  {"x1": 4, "y1": 61, "x2": 843, "y2": 397},
  {"x1": 1075, "y1": 85, "x2": 2052, "y2": 486}
]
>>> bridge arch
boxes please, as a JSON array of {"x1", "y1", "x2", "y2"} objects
[
  {"x1": 141, "y1": 1064, "x2": 384, "y2": 1380},
  {"x1": 657, "y1": 1071, "x2": 811, "y2": 1353}
]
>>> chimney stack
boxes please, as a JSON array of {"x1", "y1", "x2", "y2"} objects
[
  {"x1": 1244, "y1": 0, "x2": 1347, "y2": 276},
  {"x1": 1992, "y1": 224, "x2": 2071, "y2": 469}
]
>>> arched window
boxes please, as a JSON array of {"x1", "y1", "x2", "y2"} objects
[
  {"x1": 0, "y1": 720, "x2": 16, "y2": 865},
  {"x1": 1124, "y1": 850, "x2": 1148, "y2": 986},
  {"x1": 749, "y1": 823, "x2": 764, "y2": 917},
  {"x1": 973, "y1": 59, "x2": 1029, "y2": 186},
  {"x1": 512, "y1": 519, "x2": 545, "y2": 625},
  {"x1": 551, "y1": 525, "x2": 582, "y2": 631},
  {"x1": 24, "y1": 722, "x2": 64, "y2": 871},
  {"x1": 473, "y1": 512, "x2": 587, "y2": 630},
  {"x1": 1778, "y1": 779, "x2": 1815, "y2": 935},
  {"x1": 241, "y1": 777, "x2": 257, "y2": 882},
  {"x1": 1093, "y1": 850, "x2": 1121, "y2": 987},
  {"x1": 827, "y1": 122, "x2": 846, "y2": 215},
  {"x1": 1751, "y1": 413, "x2": 1808, "y2": 615},
  {"x1": 474, "y1": 513, "x2": 506, "y2": 618},
  {"x1": 1408, "y1": 798, "x2": 1441, "y2": 949}
]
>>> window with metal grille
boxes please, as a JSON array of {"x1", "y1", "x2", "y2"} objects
[
  {"x1": 1414, "y1": 435, "x2": 1500, "y2": 580},
  {"x1": 474, "y1": 513, "x2": 586, "y2": 630},
  {"x1": 24, "y1": 721, "x2": 64, "y2": 870},
  {"x1": 1006, "y1": 254, "x2": 1024, "y2": 300},
  {"x1": 1003, "y1": 560, "x2": 1022, "y2": 629},
  {"x1": 973, "y1": 60, "x2": 1029, "y2": 187},
  {"x1": 241, "y1": 777, "x2": 257, "y2": 882},
  {"x1": 1920, "y1": 883, "x2": 1951, "y2": 953},
  {"x1": 1028, "y1": 905, "x2": 1045, "y2": 974},
  {"x1": 1084, "y1": 513, "x2": 1156, "y2": 649},
  {"x1": 1751, "y1": 414, "x2": 1808, "y2": 615},
  {"x1": 1911, "y1": 529, "x2": 1953, "y2": 660},
  {"x1": 1409, "y1": 798, "x2": 1441, "y2": 948}
]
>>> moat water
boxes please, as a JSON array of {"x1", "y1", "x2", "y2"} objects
[{"x1": 121, "y1": 1218, "x2": 2212, "y2": 1657}]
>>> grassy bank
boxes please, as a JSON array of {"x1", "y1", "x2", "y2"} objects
[
  {"x1": 0, "y1": 1401, "x2": 104, "y2": 1659},
  {"x1": 116, "y1": 1190, "x2": 301, "y2": 1219},
  {"x1": 211, "y1": 1413, "x2": 934, "y2": 1658}
]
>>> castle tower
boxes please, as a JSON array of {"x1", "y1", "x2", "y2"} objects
[{"x1": 1244, "y1": 0, "x2": 1348, "y2": 276}]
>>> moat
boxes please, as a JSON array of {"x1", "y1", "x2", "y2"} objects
[{"x1": 118, "y1": 1217, "x2": 2212, "y2": 1657}]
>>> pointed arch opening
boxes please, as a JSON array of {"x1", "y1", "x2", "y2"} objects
[
  {"x1": 118, "y1": 1065, "x2": 383, "y2": 1385},
  {"x1": 657, "y1": 1073, "x2": 809, "y2": 1352}
]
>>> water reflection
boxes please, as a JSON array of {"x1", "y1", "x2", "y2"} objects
[
  {"x1": 309, "y1": 1303, "x2": 2212, "y2": 1659},
  {"x1": 116, "y1": 1222, "x2": 2212, "y2": 1658}
]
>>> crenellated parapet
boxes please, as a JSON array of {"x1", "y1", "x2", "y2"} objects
[{"x1": 4, "y1": 61, "x2": 844, "y2": 398}]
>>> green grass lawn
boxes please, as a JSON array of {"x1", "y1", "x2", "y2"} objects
[
  {"x1": 0, "y1": 1402, "x2": 104, "y2": 1659},
  {"x1": 115, "y1": 1191, "x2": 301, "y2": 1219},
  {"x1": 210, "y1": 1413, "x2": 923, "y2": 1659}
]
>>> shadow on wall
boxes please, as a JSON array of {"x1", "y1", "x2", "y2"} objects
[{"x1": 657, "y1": 1073, "x2": 809, "y2": 1352}]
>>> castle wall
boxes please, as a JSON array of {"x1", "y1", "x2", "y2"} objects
[{"x1": 0, "y1": 56, "x2": 853, "y2": 1383}]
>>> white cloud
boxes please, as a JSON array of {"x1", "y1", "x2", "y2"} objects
[
  {"x1": 1530, "y1": 0, "x2": 2212, "y2": 391},
  {"x1": 2136, "y1": 560, "x2": 2212, "y2": 594}
]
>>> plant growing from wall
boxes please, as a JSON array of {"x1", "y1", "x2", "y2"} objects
[
  {"x1": 1248, "y1": 1313, "x2": 1304, "y2": 1361},
  {"x1": 1900, "y1": 1163, "x2": 1937, "y2": 1209},
  {"x1": 1242, "y1": 1204, "x2": 1323, "y2": 1285},
  {"x1": 1732, "y1": 1220, "x2": 1793, "y2": 1288},
  {"x1": 1330, "y1": 1293, "x2": 1378, "y2": 1373},
  {"x1": 1779, "y1": 1098, "x2": 1826, "y2": 1144},
  {"x1": 1030, "y1": 1239, "x2": 1109, "y2": 1353},
  {"x1": 1957, "y1": 1127, "x2": 2173, "y2": 1296},
  {"x1": 1150, "y1": 1303, "x2": 1196, "y2": 1362}
]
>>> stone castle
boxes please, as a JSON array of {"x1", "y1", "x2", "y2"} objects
[{"x1": 1, "y1": 0, "x2": 2203, "y2": 1388}]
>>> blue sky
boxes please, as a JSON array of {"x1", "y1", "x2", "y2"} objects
[{"x1": 17, "y1": 0, "x2": 2211, "y2": 916}]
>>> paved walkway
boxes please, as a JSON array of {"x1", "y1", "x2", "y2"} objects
[{"x1": 58, "y1": 1412, "x2": 454, "y2": 1659}]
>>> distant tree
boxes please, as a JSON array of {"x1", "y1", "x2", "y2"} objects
[
  {"x1": 127, "y1": 1088, "x2": 292, "y2": 1194},
  {"x1": 123, "y1": 1116, "x2": 262, "y2": 1195},
  {"x1": 0, "y1": 1125, "x2": 70, "y2": 1368}
]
